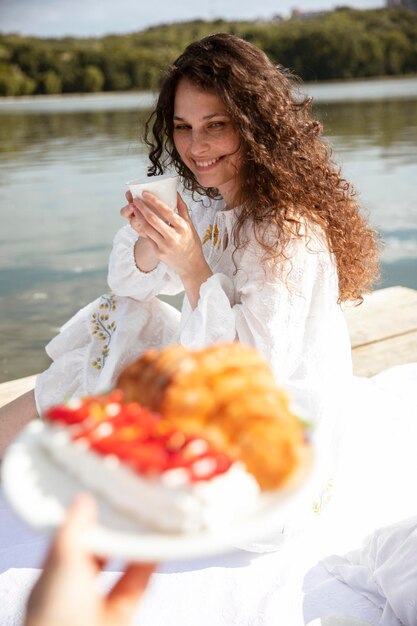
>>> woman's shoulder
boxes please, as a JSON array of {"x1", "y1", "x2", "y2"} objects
[
  {"x1": 232, "y1": 211, "x2": 335, "y2": 288},
  {"x1": 289, "y1": 216, "x2": 329, "y2": 255},
  {"x1": 240, "y1": 211, "x2": 329, "y2": 257}
]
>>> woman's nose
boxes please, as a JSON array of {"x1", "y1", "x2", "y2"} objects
[{"x1": 190, "y1": 130, "x2": 210, "y2": 155}]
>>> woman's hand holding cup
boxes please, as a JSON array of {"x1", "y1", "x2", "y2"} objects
[
  {"x1": 120, "y1": 184, "x2": 209, "y2": 281},
  {"x1": 133, "y1": 191, "x2": 213, "y2": 309},
  {"x1": 134, "y1": 191, "x2": 208, "y2": 280},
  {"x1": 120, "y1": 176, "x2": 213, "y2": 305},
  {"x1": 121, "y1": 174, "x2": 186, "y2": 274}
]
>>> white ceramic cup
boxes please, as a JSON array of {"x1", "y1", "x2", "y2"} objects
[{"x1": 126, "y1": 174, "x2": 178, "y2": 211}]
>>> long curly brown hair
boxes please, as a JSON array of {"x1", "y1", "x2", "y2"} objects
[{"x1": 145, "y1": 33, "x2": 380, "y2": 302}]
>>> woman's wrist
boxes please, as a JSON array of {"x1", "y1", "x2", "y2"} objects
[
  {"x1": 134, "y1": 238, "x2": 159, "y2": 273},
  {"x1": 180, "y1": 259, "x2": 213, "y2": 310},
  {"x1": 178, "y1": 254, "x2": 212, "y2": 282}
]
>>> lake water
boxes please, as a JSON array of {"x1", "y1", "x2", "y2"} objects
[{"x1": 1, "y1": 77, "x2": 417, "y2": 382}]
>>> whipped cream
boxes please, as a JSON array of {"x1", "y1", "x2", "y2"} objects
[{"x1": 40, "y1": 422, "x2": 260, "y2": 533}]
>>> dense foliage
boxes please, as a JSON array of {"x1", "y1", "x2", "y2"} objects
[{"x1": 0, "y1": 8, "x2": 416, "y2": 96}]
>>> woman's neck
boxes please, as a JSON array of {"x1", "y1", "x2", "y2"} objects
[{"x1": 218, "y1": 185, "x2": 240, "y2": 211}]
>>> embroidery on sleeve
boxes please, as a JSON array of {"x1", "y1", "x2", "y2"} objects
[{"x1": 90, "y1": 293, "x2": 117, "y2": 370}]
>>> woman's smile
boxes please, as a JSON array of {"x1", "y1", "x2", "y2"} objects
[{"x1": 193, "y1": 155, "x2": 225, "y2": 172}]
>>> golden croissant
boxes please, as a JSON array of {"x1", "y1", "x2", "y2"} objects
[{"x1": 116, "y1": 343, "x2": 309, "y2": 490}]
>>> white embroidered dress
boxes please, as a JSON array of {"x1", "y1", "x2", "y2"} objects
[
  {"x1": 35, "y1": 197, "x2": 352, "y2": 427},
  {"x1": 12, "y1": 201, "x2": 417, "y2": 620}
]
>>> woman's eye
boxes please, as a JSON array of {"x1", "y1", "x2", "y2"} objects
[
  {"x1": 174, "y1": 125, "x2": 191, "y2": 131},
  {"x1": 209, "y1": 121, "x2": 225, "y2": 129}
]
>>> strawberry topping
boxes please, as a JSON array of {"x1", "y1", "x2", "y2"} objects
[{"x1": 45, "y1": 393, "x2": 233, "y2": 482}]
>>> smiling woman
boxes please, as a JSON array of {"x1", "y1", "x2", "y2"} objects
[{"x1": 1, "y1": 34, "x2": 378, "y2": 487}]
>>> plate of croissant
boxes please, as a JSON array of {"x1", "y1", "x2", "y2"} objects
[{"x1": 2, "y1": 343, "x2": 317, "y2": 561}]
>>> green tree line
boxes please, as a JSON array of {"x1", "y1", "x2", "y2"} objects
[{"x1": 0, "y1": 8, "x2": 416, "y2": 96}]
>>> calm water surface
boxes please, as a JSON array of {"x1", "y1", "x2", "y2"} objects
[{"x1": 1, "y1": 78, "x2": 417, "y2": 382}]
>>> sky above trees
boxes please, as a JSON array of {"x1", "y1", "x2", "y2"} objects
[{"x1": 1, "y1": 0, "x2": 383, "y2": 37}]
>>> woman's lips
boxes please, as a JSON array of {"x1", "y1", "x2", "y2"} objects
[{"x1": 193, "y1": 155, "x2": 224, "y2": 172}]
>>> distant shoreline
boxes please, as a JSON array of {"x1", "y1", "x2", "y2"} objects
[
  {"x1": 0, "y1": 89, "x2": 153, "y2": 103},
  {"x1": 1, "y1": 75, "x2": 417, "y2": 111},
  {"x1": 1, "y1": 73, "x2": 417, "y2": 103}
]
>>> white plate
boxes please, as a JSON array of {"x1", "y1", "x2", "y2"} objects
[{"x1": 2, "y1": 420, "x2": 317, "y2": 561}]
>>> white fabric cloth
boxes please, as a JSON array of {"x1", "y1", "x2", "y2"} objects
[
  {"x1": 35, "y1": 197, "x2": 352, "y2": 427},
  {"x1": 322, "y1": 516, "x2": 417, "y2": 626},
  {"x1": 317, "y1": 363, "x2": 417, "y2": 626},
  {"x1": 0, "y1": 484, "x2": 379, "y2": 626},
  {"x1": 2, "y1": 364, "x2": 417, "y2": 626}
]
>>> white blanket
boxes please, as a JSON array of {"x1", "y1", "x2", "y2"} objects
[
  {"x1": 0, "y1": 486, "x2": 381, "y2": 626},
  {"x1": 0, "y1": 485, "x2": 390, "y2": 626},
  {"x1": 323, "y1": 516, "x2": 417, "y2": 626},
  {"x1": 1, "y1": 363, "x2": 417, "y2": 625}
]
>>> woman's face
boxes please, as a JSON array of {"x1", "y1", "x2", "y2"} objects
[{"x1": 173, "y1": 79, "x2": 242, "y2": 206}]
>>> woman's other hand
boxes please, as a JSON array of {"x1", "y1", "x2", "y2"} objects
[
  {"x1": 120, "y1": 190, "x2": 160, "y2": 272},
  {"x1": 121, "y1": 191, "x2": 149, "y2": 238},
  {"x1": 25, "y1": 494, "x2": 156, "y2": 626}
]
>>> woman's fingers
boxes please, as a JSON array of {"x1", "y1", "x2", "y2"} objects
[
  {"x1": 129, "y1": 205, "x2": 165, "y2": 247},
  {"x1": 104, "y1": 563, "x2": 156, "y2": 621},
  {"x1": 140, "y1": 192, "x2": 181, "y2": 229},
  {"x1": 120, "y1": 190, "x2": 138, "y2": 218},
  {"x1": 134, "y1": 199, "x2": 174, "y2": 238},
  {"x1": 120, "y1": 203, "x2": 134, "y2": 219},
  {"x1": 120, "y1": 201, "x2": 148, "y2": 239},
  {"x1": 140, "y1": 221, "x2": 166, "y2": 249},
  {"x1": 122, "y1": 192, "x2": 190, "y2": 248},
  {"x1": 176, "y1": 193, "x2": 191, "y2": 222},
  {"x1": 121, "y1": 200, "x2": 148, "y2": 233},
  {"x1": 51, "y1": 494, "x2": 97, "y2": 561}
]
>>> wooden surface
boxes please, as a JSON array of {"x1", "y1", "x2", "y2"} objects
[
  {"x1": 0, "y1": 375, "x2": 36, "y2": 409},
  {"x1": 0, "y1": 286, "x2": 416, "y2": 407},
  {"x1": 343, "y1": 285, "x2": 417, "y2": 376}
]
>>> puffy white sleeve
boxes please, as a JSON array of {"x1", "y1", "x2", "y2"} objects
[{"x1": 107, "y1": 225, "x2": 184, "y2": 300}]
